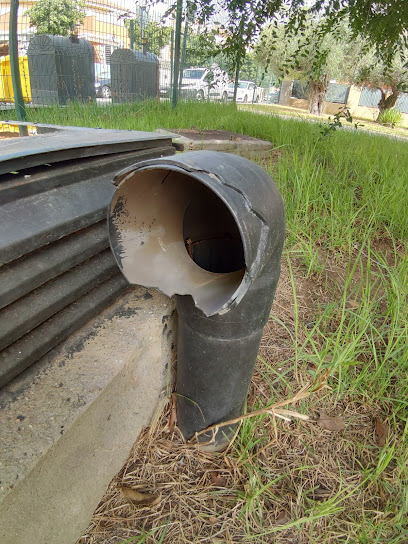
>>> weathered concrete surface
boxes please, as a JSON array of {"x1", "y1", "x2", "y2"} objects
[
  {"x1": 155, "y1": 128, "x2": 274, "y2": 159},
  {"x1": 0, "y1": 287, "x2": 176, "y2": 544}
]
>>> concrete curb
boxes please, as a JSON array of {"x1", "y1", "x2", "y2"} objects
[
  {"x1": 155, "y1": 128, "x2": 274, "y2": 158},
  {"x1": 0, "y1": 288, "x2": 176, "y2": 544}
]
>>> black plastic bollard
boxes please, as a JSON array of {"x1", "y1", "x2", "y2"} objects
[{"x1": 108, "y1": 151, "x2": 285, "y2": 450}]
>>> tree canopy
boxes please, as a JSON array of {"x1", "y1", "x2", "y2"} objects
[
  {"x1": 186, "y1": 0, "x2": 407, "y2": 115},
  {"x1": 308, "y1": 0, "x2": 408, "y2": 66},
  {"x1": 255, "y1": 14, "x2": 407, "y2": 115},
  {"x1": 349, "y1": 44, "x2": 408, "y2": 115},
  {"x1": 26, "y1": 0, "x2": 86, "y2": 37},
  {"x1": 255, "y1": 18, "x2": 354, "y2": 114},
  {"x1": 184, "y1": 29, "x2": 218, "y2": 67},
  {"x1": 128, "y1": 20, "x2": 172, "y2": 57},
  {"x1": 190, "y1": 0, "x2": 408, "y2": 69}
]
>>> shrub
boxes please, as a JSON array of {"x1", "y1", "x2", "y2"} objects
[{"x1": 377, "y1": 108, "x2": 402, "y2": 128}]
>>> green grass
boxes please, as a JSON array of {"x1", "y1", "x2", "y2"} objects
[
  {"x1": 4, "y1": 100, "x2": 406, "y2": 243},
  {"x1": 241, "y1": 102, "x2": 408, "y2": 139},
  {"x1": 7, "y1": 101, "x2": 407, "y2": 543}
]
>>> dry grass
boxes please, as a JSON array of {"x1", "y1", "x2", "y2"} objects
[{"x1": 78, "y1": 256, "x2": 397, "y2": 544}]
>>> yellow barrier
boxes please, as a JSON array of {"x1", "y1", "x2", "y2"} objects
[
  {"x1": 0, "y1": 55, "x2": 32, "y2": 103},
  {"x1": 0, "y1": 122, "x2": 38, "y2": 139}
]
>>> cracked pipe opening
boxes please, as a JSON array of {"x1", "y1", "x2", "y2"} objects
[
  {"x1": 108, "y1": 151, "x2": 285, "y2": 447},
  {"x1": 109, "y1": 167, "x2": 246, "y2": 316}
]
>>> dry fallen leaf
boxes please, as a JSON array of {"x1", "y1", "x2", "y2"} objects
[
  {"x1": 312, "y1": 486, "x2": 331, "y2": 501},
  {"x1": 290, "y1": 437, "x2": 300, "y2": 449},
  {"x1": 275, "y1": 511, "x2": 290, "y2": 525},
  {"x1": 316, "y1": 412, "x2": 346, "y2": 431},
  {"x1": 120, "y1": 487, "x2": 162, "y2": 507},
  {"x1": 375, "y1": 417, "x2": 389, "y2": 447},
  {"x1": 210, "y1": 471, "x2": 226, "y2": 487}
]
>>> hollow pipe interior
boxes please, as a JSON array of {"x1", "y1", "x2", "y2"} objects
[{"x1": 109, "y1": 167, "x2": 246, "y2": 316}]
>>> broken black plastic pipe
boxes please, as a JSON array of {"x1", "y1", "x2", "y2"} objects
[{"x1": 108, "y1": 151, "x2": 285, "y2": 450}]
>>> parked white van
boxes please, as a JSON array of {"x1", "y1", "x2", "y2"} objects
[{"x1": 180, "y1": 65, "x2": 230, "y2": 101}]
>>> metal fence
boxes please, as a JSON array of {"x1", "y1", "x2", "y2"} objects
[
  {"x1": 396, "y1": 93, "x2": 408, "y2": 114},
  {"x1": 325, "y1": 82, "x2": 350, "y2": 104},
  {"x1": 359, "y1": 87, "x2": 408, "y2": 113},
  {"x1": 0, "y1": 0, "x2": 272, "y2": 115},
  {"x1": 358, "y1": 87, "x2": 382, "y2": 108},
  {"x1": 291, "y1": 80, "x2": 351, "y2": 105},
  {"x1": 1, "y1": 1, "x2": 407, "y2": 119}
]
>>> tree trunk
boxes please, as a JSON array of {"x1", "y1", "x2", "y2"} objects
[
  {"x1": 308, "y1": 75, "x2": 329, "y2": 116},
  {"x1": 377, "y1": 88, "x2": 399, "y2": 118}
]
